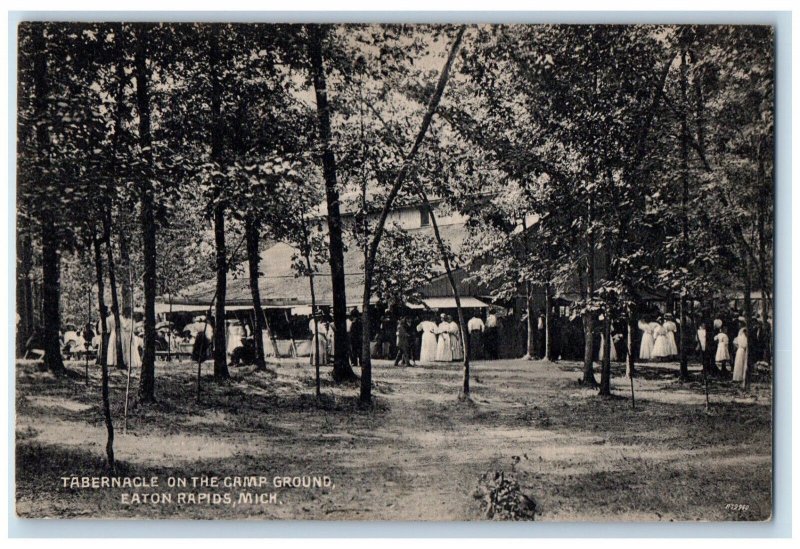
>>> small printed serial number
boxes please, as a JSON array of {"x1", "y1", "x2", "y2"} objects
[{"x1": 725, "y1": 503, "x2": 750, "y2": 511}]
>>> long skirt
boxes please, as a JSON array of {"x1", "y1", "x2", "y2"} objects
[
  {"x1": 652, "y1": 335, "x2": 669, "y2": 358},
  {"x1": 310, "y1": 334, "x2": 328, "y2": 366},
  {"x1": 468, "y1": 331, "x2": 483, "y2": 360},
  {"x1": 666, "y1": 332, "x2": 678, "y2": 356},
  {"x1": 227, "y1": 333, "x2": 243, "y2": 356},
  {"x1": 419, "y1": 332, "x2": 437, "y2": 363},
  {"x1": 733, "y1": 348, "x2": 748, "y2": 381},
  {"x1": 599, "y1": 334, "x2": 618, "y2": 362},
  {"x1": 395, "y1": 337, "x2": 412, "y2": 366},
  {"x1": 121, "y1": 330, "x2": 142, "y2": 369},
  {"x1": 436, "y1": 333, "x2": 453, "y2": 362},
  {"x1": 191, "y1": 334, "x2": 212, "y2": 363},
  {"x1": 451, "y1": 332, "x2": 463, "y2": 361},
  {"x1": 106, "y1": 330, "x2": 118, "y2": 366},
  {"x1": 484, "y1": 327, "x2": 498, "y2": 359},
  {"x1": 715, "y1": 342, "x2": 731, "y2": 363},
  {"x1": 639, "y1": 331, "x2": 654, "y2": 360}
]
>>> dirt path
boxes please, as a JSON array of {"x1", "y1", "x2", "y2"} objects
[{"x1": 15, "y1": 357, "x2": 772, "y2": 521}]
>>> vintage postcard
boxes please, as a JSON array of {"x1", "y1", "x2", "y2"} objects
[{"x1": 14, "y1": 21, "x2": 774, "y2": 521}]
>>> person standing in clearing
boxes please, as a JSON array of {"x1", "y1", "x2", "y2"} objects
[
  {"x1": 597, "y1": 315, "x2": 619, "y2": 363},
  {"x1": 663, "y1": 313, "x2": 679, "y2": 358},
  {"x1": 485, "y1": 308, "x2": 499, "y2": 360},
  {"x1": 120, "y1": 307, "x2": 142, "y2": 370},
  {"x1": 435, "y1": 314, "x2": 453, "y2": 362},
  {"x1": 347, "y1": 308, "x2": 362, "y2": 368},
  {"x1": 416, "y1": 313, "x2": 438, "y2": 364},
  {"x1": 309, "y1": 314, "x2": 328, "y2": 367},
  {"x1": 448, "y1": 315, "x2": 463, "y2": 362},
  {"x1": 394, "y1": 317, "x2": 413, "y2": 367},
  {"x1": 325, "y1": 315, "x2": 335, "y2": 364},
  {"x1": 467, "y1": 312, "x2": 485, "y2": 360},
  {"x1": 535, "y1": 311, "x2": 546, "y2": 359},
  {"x1": 732, "y1": 327, "x2": 749, "y2": 382},
  {"x1": 104, "y1": 307, "x2": 118, "y2": 367},
  {"x1": 651, "y1": 318, "x2": 670, "y2": 361},
  {"x1": 696, "y1": 321, "x2": 713, "y2": 373},
  {"x1": 714, "y1": 326, "x2": 731, "y2": 373}
]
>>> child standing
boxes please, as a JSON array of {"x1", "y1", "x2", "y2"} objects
[{"x1": 714, "y1": 327, "x2": 731, "y2": 373}]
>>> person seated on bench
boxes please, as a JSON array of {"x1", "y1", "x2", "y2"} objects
[{"x1": 230, "y1": 337, "x2": 256, "y2": 367}]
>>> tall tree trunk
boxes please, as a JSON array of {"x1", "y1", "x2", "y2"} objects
[
  {"x1": 358, "y1": 27, "x2": 466, "y2": 404},
  {"x1": 525, "y1": 281, "x2": 535, "y2": 359},
  {"x1": 134, "y1": 24, "x2": 157, "y2": 403},
  {"x1": 32, "y1": 25, "x2": 65, "y2": 374},
  {"x1": 212, "y1": 204, "x2": 230, "y2": 380},
  {"x1": 245, "y1": 216, "x2": 267, "y2": 370},
  {"x1": 41, "y1": 223, "x2": 65, "y2": 373},
  {"x1": 92, "y1": 231, "x2": 115, "y2": 471},
  {"x1": 305, "y1": 254, "x2": 321, "y2": 398},
  {"x1": 18, "y1": 231, "x2": 35, "y2": 355},
  {"x1": 419, "y1": 188, "x2": 470, "y2": 396},
  {"x1": 103, "y1": 211, "x2": 125, "y2": 370},
  {"x1": 598, "y1": 310, "x2": 612, "y2": 396},
  {"x1": 760, "y1": 290, "x2": 770, "y2": 364},
  {"x1": 208, "y1": 24, "x2": 230, "y2": 382},
  {"x1": 307, "y1": 24, "x2": 356, "y2": 383},
  {"x1": 756, "y1": 145, "x2": 771, "y2": 364},
  {"x1": 581, "y1": 198, "x2": 597, "y2": 387},
  {"x1": 742, "y1": 257, "x2": 753, "y2": 391},
  {"x1": 106, "y1": 22, "x2": 127, "y2": 371},
  {"x1": 544, "y1": 283, "x2": 553, "y2": 361},
  {"x1": 626, "y1": 301, "x2": 636, "y2": 378},
  {"x1": 118, "y1": 228, "x2": 132, "y2": 315},
  {"x1": 678, "y1": 47, "x2": 690, "y2": 381}
]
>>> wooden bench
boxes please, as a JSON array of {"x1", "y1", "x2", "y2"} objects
[
  {"x1": 155, "y1": 350, "x2": 192, "y2": 362},
  {"x1": 65, "y1": 350, "x2": 96, "y2": 361}
]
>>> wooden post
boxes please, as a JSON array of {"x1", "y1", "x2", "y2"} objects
[
  {"x1": 123, "y1": 266, "x2": 135, "y2": 435},
  {"x1": 629, "y1": 372, "x2": 635, "y2": 410},
  {"x1": 85, "y1": 282, "x2": 91, "y2": 384},
  {"x1": 284, "y1": 309, "x2": 298, "y2": 358}
]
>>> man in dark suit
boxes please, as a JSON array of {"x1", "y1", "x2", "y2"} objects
[{"x1": 348, "y1": 308, "x2": 363, "y2": 368}]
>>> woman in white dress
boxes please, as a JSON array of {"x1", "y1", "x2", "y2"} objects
[
  {"x1": 105, "y1": 313, "x2": 118, "y2": 367},
  {"x1": 651, "y1": 320, "x2": 670, "y2": 360},
  {"x1": 326, "y1": 321, "x2": 336, "y2": 363},
  {"x1": 309, "y1": 317, "x2": 328, "y2": 366},
  {"x1": 120, "y1": 315, "x2": 142, "y2": 370},
  {"x1": 663, "y1": 314, "x2": 679, "y2": 357},
  {"x1": 638, "y1": 319, "x2": 654, "y2": 361},
  {"x1": 598, "y1": 329, "x2": 619, "y2": 362},
  {"x1": 416, "y1": 316, "x2": 438, "y2": 364},
  {"x1": 435, "y1": 316, "x2": 453, "y2": 362},
  {"x1": 714, "y1": 328, "x2": 731, "y2": 370},
  {"x1": 732, "y1": 327, "x2": 748, "y2": 382},
  {"x1": 448, "y1": 316, "x2": 463, "y2": 361}
]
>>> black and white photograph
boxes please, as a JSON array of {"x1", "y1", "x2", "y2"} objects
[{"x1": 13, "y1": 19, "x2": 775, "y2": 522}]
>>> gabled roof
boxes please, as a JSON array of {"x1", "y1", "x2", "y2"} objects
[{"x1": 160, "y1": 222, "x2": 468, "y2": 310}]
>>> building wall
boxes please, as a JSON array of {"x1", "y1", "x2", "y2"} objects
[{"x1": 343, "y1": 203, "x2": 469, "y2": 231}]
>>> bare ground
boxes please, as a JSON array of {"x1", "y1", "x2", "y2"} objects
[{"x1": 14, "y1": 356, "x2": 772, "y2": 521}]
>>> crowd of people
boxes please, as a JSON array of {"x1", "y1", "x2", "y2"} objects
[
  {"x1": 611, "y1": 307, "x2": 769, "y2": 380},
  {"x1": 304, "y1": 307, "x2": 503, "y2": 368},
  {"x1": 22, "y1": 298, "x2": 770, "y2": 382}
]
